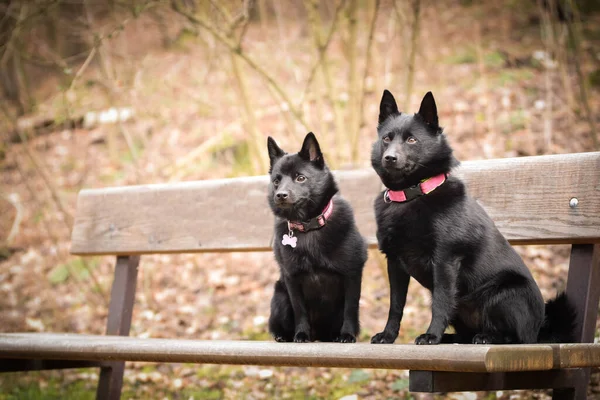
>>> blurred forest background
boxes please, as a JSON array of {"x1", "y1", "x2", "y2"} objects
[{"x1": 1, "y1": 0, "x2": 600, "y2": 398}]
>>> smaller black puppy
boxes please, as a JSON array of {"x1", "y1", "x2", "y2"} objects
[
  {"x1": 370, "y1": 90, "x2": 575, "y2": 345},
  {"x1": 267, "y1": 132, "x2": 367, "y2": 343}
]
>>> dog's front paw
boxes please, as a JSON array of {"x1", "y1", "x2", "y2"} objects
[
  {"x1": 415, "y1": 333, "x2": 441, "y2": 345},
  {"x1": 273, "y1": 335, "x2": 289, "y2": 343},
  {"x1": 472, "y1": 334, "x2": 495, "y2": 345},
  {"x1": 293, "y1": 332, "x2": 310, "y2": 343},
  {"x1": 371, "y1": 331, "x2": 397, "y2": 344},
  {"x1": 334, "y1": 333, "x2": 356, "y2": 343}
]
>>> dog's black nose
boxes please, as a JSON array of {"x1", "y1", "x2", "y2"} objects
[
  {"x1": 384, "y1": 155, "x2": 397, "y2": 163},
  {"x1": 276, "y1": 192, "x2": 289, "y2": 200}
]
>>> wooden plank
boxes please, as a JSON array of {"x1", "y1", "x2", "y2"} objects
[
  {"x1": 0, "y1": 334, "x2": 555, "y2": 373},
  {"x1": 409, "y1": 369, "x2": 586, "y2": 393},
  {"x1": 558, "y1": 343, "x2": 600, "y2": 369},
  {"x1": 70, "y1": 152, "x2": 600, "y2": 255},
  {"x1": 71, "y1": 175, "x2": 276, "y2": 255}
]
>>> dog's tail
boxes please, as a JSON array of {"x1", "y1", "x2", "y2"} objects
[{"x1": 537, "y1": 292, "x2": 577, "y2": 343}]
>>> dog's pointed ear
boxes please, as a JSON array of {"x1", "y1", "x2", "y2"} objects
[
  {"x1": 417, "y1": 91, "x2": 439, "y2": 130},
  {"x1": 267, "y1": 136, "x2": 285, "y2": 168},
  {"x1": 299, "y1": 132, "x2": 324, "y2": 168},
  {"x1": 379, "y1": 90, "x2": 399, "y2": 124}
]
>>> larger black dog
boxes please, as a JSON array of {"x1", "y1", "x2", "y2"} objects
[
  {"x1": 370, "y1": 90, "x2": 575, "y2": 345},
  {"x1": 267, "y1": 132, "x2": 367, "y2": 343}
]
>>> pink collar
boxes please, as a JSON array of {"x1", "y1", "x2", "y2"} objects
[
  {"x1": 288, "y1": 199, "x2": 334, "y2": 232},
  {"x1": 384, "y1": 173, "x2": 448, "y2": 203}
]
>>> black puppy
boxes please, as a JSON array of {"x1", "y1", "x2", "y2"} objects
[
  {"x1": 267, "y1": 132, "x2": 367, "y2": 343},
  {"x1": 370, "y1": 90, "x2": 575, "y2": 345}
]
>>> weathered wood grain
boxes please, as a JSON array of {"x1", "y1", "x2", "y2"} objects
[
  {"x1": 70, "y1": 152, "x2": 600, "y2": 255},
  {"x1": 0, "y1": 333, "x2": 556, "y2": 373},
  {"x1": 557, "y1": 343, "x2": 600, "y2": 369}
]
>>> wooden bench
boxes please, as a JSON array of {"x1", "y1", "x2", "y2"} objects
[{"x1": 1, "y1": 152, "x2": 599, "y2": 399}]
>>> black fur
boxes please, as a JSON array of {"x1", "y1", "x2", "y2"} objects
[
  {"x1": 267, "y1": 133, "x2": 367, "y2": 343},
  {"x1": 370, "y1": 90, "x2": 576, "y2": 345}
]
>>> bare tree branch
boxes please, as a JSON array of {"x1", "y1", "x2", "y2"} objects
[
  {"x1": 352, "y1": 0, "x2": 380, "y2": 162},
  {"x1": 68, "y1": 47, "x2": 97, "y2": 92},
  {"x1": 566, "y1": 0, "x2": 598, "y2": 149},
  {"x1": 305, "y1": 0, "x2": 347, "y2": 165},
  {"x1": 346, "y1": 0, "x2": 361, "y2": 163},
  {"x1": 172, "y1": 1, "x2": 309, "y2": 132},
  {"x1": 3, "y1": 193, "x2": 23, "y2": 246},
  {"x1": 404, "y1": 0, "x2": 421, "y2": 110},
  {"x1": 299, "y1": 0, "x2": 346, "y2": 103},
  {"x1": 17, "y1": 131, "x2": 75, "y2": 229}
]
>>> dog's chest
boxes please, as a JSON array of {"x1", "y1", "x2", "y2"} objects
[
  {"x1": 376, "y1": 200, "x2": 434, "y2": 254},
  {"x1": 375, "y1": 199, "x2": 437, "y2": 287},
  {"x1": 276, "y1": 230, "x2": 332, "y2": 273}
]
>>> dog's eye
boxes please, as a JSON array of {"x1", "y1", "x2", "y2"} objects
[
  {"x1": 382, "y1": 136, "x2": 391, "y2": 144},
  {"x1": 295, "y1": 175, "x2": 306, "y2": 183},
  {"x1": 407, "y1": 136, "x2": 417, "y2": 144},
  {"x1": 273, "y1": 179, "x2": 280, "y2": 186}
]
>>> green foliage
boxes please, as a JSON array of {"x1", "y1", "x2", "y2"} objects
[
  {"x1": 100, "y1": 169, "x2": 125, "y2": 184},
  {"x1": 328, "y1": 371, "x2": 365, "y2": 399},
  {"x1": 119, "y1": 136, "x2": 145, "y2": 165},
  {"x1": 498, "y1": 110, "x2": 528, "y2": 135},
  {"x1": 508, "y1": 110, "x2": 528, "y2": 132},
  {"x1": 59, "y1": 157, "x2": 78, "y2": 174},
  {"x1": 589, "y1": 68, "x2": 600, "y2": 88},
  {"x1": 495, "y1": 69, "x2": 535, "y2": 86},
  {"x1": 171, "y1": 28, "x2": 200, "y2": 51},
  {"x1": 445, "y1": 48, "x2": 506, "y2": 68},
  {"x1": 242, "y1": 327, "x2": 271, "y2": 340},
  {"x1": 48, "y1": 257, "x2": 99, "y2": 284},
  {"x1": 484, "y1": 51, "x2": 506, "y2": 68},
  {"x1": 391, "y1": 378, "x2": 409, "y2": 391},
  {"x1": 48, "y1": 264, "x2": 70, "y2": 284},
  {"x1": 194, "y1": 364, "x2": 241, "y2": 380},
  {"x1": 444, "y1": 48, "x2": 477, "y2": 65},
  {"x1": 347, "y1": 369, "x2": 370, "y2": 383},
  {"x1": 227, "y1": 140, "x2": 254, "y2": 177},
  {"x1": 358, "y1": 330, "x2": 372, "y2": 342},
  {"x1": 181, "y1": 388, "x2": 223, "y2": 399},
  {"x1": 0, "y1": 248, "x2": 13, "y2": 262},
  {"x1": 32, "y1": 209, "x2": 44, "y2": 224},
  {"x1": 0, "y1": 371, "x2": 95, "y2": 400}
]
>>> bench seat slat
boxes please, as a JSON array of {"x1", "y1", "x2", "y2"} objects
[
  {"x1": 3, "y1": 334, "x2": 598, "y2": 371},
  {"x1": 70, "y1": 152, "x2": 600, "y2": 255},
  {"x1": 5, "y1": 333, "x2": 600, "y2": 373}
]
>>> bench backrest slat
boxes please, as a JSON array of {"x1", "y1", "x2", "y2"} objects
[{"x1": 70, "y1": 152, "x2": 600, "y2": 256}]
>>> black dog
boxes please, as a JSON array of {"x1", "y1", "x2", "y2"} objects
[
  {"x1": 267, "y1": 132, "x2": 367, "y2": 343},
  {"x1": 370, "y1": 90, "x2": 575, "y2": 345}
]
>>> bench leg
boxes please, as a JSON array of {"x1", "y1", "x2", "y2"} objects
[
  {"x1": 96, "y1": 255, "x2": 139, "y2": 400},
  {"x1": 553, "y1": 244, "x2": 600, "y2": 400}
]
